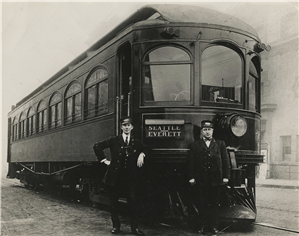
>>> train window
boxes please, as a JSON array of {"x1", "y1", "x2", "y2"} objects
[
  {"x1": 249, "y1": 57, "x2": 260, "y2": 111},
  {"x1": 142, "y1": 46, "x2": 192, "y2": 105},
  {"x1": 37, "y1": 100, "x2": 47, "y2": 133},
  {"x1": 27, "y1": 107, "x2": 35, "y2": 136},
  {"x1": 65, "y1": 82, "x2": 82, "y2": 124},
  {"x1": 19, "y1": 112, "x2": 26, "y2": 139},
  {"x1": 202, "y1": 45, "x2": 242, "y2": 104},
  {"x1": 84, "y1": 68, "x2": 108, "y2": 118},
  {"x1": 12, "y1": 117, "x2": 18, "y2": 141},
  {"x1": 49, "y1": 92, "x2": 62, "y2": 129}
]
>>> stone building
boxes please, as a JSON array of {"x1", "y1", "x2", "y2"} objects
[{"x1": 224, "y1": 2, "x2": 298, "y2": 180}]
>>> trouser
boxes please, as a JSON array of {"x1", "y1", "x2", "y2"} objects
[
  {"x1": 109, "y1": 179, "x2": 139, "y2": 229},
  {"x1": 197, "y1": 184, "x2": 220, "y2": 228}
]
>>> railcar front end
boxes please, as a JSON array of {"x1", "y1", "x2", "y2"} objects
[{"x1": 128, "y1": 4, "x2": 267, "y2": 222}]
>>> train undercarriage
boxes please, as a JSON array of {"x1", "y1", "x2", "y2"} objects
[{"x1": 7, "y1": 150, "x2": 259, "y2": 224}]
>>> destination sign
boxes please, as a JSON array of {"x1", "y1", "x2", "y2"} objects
[{"x1": 145, "y1": 119, "x2": 184, "y2": 139}]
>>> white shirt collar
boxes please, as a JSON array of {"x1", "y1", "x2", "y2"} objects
[{"x1": 122, "y1": 133, "x2": 130, "y2": 141}]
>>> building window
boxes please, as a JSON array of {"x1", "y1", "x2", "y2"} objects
[
  {"x1": 19, "y1": 112, "x2": 26, "y2": 139},
  {"x1": 49, "y1": 92, "x2": 62, "y2": 129},
  {"x1": 12, "y1": 117, "x2": 18, "y2": 141},
  {"x1": 65, "y1": 82, "x2": 81, "y2": 124},
  {"x1": 27, "y1": 107, "x2": 35, "y2": 136},
  {"x1": 281, "y1": 136, "x2": 291, "y2": 161},
  {"x1": 37, "y1": 100, "x2": 47, "y2": 133},
  {"x1": 261, "y1": 119, "x2": 266, "y2": 141},
  {"x1": 142, "y1": 46, "x2": 192, "y2": 105},
  {"x1": 85, "y1": 68, "x2": 108, "y2": 118},
  {"x1": 202, "y1": 44, "x2": 242, "y2": 104}
]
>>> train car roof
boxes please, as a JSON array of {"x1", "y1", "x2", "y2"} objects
[
  {"x1": 136, "y1": 4, "x2": 259, "y2": 37},
  {"x1": 13, "y1": 4, "x2": 259, "y2": 110}
]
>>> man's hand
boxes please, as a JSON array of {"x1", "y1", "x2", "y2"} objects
[
  {"x1": 101, "y1": 158, "x2": 111, "y2": 166},
  {"x1": 137, "y1": 153, "x2": 145, "y2": 167},
  {"x1": 103, "y1": 159, "x2": 111, "y2": 165},
  {"x1": 223, "y1": 178, "x2": 229, "y2": 183},
  {"x1": 189, "y1": 178, "x2": 196, "y2": 185}
]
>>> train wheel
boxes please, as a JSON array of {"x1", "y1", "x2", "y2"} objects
[
  {"x1": 19, "y1": 169, "x2": 31, "y2": 188},
  {"x1": 75, "y1": 178, "x2": 89, "y2": 202}
]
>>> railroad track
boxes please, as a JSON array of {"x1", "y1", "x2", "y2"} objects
[{"x1": 4, "y1": 178, "x2": 299, "y2": 235}]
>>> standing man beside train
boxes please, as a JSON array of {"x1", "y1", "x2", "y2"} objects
[
  {"x1": 188, "y1": 120, "x2": 230, "y2": 235},
  {"x1": 93, "y1": 116, "x2": 149, "y2": 235}
]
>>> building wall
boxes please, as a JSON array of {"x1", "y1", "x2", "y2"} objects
[{"x1": 225, "y1": 2, "x2": 299, "y2": 179}]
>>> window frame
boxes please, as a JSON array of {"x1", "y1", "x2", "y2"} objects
[
  {"x1": 19, "y1": 112, "x2": 26, "y2": 139},
  {"x1": 200, "y1": 42, "x2": 245, "y2": 109},
  {"x1": 49, "y1": 92, "x2": 62, "y2": 129},
  {"x1": 84, "y1": 67, "x2": 109, "y2": 119},
  {"x1": 37, "y1": 100, "x2": 47, "y2": 133},
  {"x1": 141, "y1": 44, "x2": 193, "y2": 107},
  {"x1": 27, "y1": 107, "x2": 35, "y2": 136},
  {"x1": 248, "y1": 56, "x2": 261, "y2": 112},
  {"x1": 12, "y1": 117, "x2": 18, "y2": 141},
  {"x1": 64, "y1": 81, "x2": 82, "y2": 124},
  {"x1": 281, "y1": 135, "x2": 292, "y2": 162}
]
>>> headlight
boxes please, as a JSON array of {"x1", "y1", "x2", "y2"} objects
[{"x1": 230, "y1": 115, "x2": 247, "y2": 137}]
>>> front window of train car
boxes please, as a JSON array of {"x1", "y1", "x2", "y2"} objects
[
  {"x1": 249, "y1": 57, "x2": 260, "y2": 112},
  {"x1": 201, "y1": 45, "x2": 243, "y2": 105},
  {"x1": 142, "y1": 46, "x2": 192, "y2": 105}
]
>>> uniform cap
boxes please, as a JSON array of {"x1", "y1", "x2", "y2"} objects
[
  {"x1": 120, "y1": 116, "x2": 133, "y2": 125},
  {"x1": 201, "y1": 120, "x2": 214, "y2": 129}
]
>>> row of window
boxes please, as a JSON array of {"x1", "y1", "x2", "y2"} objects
[
  {"x1": 12, "y1": 68, "x2": 108, "y2": 141},
  {"x1": 141, "y1": 44, "x2": 260, "y2": 110},
  {"x1": 11, "y1": 44, "x2": 260, "y2": 141}
]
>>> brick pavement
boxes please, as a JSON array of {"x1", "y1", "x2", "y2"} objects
[{"x1": 1, "y1": 178, "x2": 198, "y2": 236}]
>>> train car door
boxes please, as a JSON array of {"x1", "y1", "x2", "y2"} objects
[{"x1": 117, "y1": 42, "x2": 132, "y2": 130}]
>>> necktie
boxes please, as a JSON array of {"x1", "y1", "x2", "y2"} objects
[
  {"x1": 125, "y1": 135, "x2": 129, "y2": 146},
  {"x1": 204, "y1": 138, "x2": 211, "y2": 142},
  {"x1": 125, "y1": 135, "x2": 129, "y2": 156}
]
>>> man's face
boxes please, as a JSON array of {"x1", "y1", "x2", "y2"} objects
[
  {"x1": 202, "y1": 128, "x2": 214, "y2": 139},
  {"x1": 121, "y1": 123, "x2": 133, "y2": 134}
]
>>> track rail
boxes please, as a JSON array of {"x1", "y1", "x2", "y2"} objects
[
  {"x1": 253, "y1": 222, "x2": 299, "y2": 234},
  {"x1": 8, "y1": 178, "x2": 299, "y2": 235}
]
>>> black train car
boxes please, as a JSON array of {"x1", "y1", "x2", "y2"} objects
[{"x1": 7, "y1": 4, "x2": 270, "y2": 222}]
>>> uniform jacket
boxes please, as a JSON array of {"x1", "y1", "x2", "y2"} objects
[
  {"x1": 188, "y1": 138, "x2": 230, "y2": 186},
  {"x1": 93, "y1": 135, "x2": 149, "y2": 186}
]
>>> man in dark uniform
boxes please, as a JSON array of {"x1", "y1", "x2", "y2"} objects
[
  {"x1": 188, "y1": 120, "x2": 230, "y2": 235},
  {"x1": 93, "y1": 116, "x2": 149, "y2": 235}
]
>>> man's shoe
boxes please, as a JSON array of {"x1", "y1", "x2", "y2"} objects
[
  {"x1": 211, "y1": 227, "x2": 218, "y2": 234},
  {"x1": 111, "y1": 227, "x2": 120, "y2": 234},
  {"x1": 199, "y1": 225, "x2": 206, "y2": 234},
  {"x1": 131, "y1": 228, "x2": 144, "y2": 235}
]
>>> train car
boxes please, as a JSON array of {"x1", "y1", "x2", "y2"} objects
[{"x1": 7, "y1": 4, "x2": 270, "y2": 223}]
